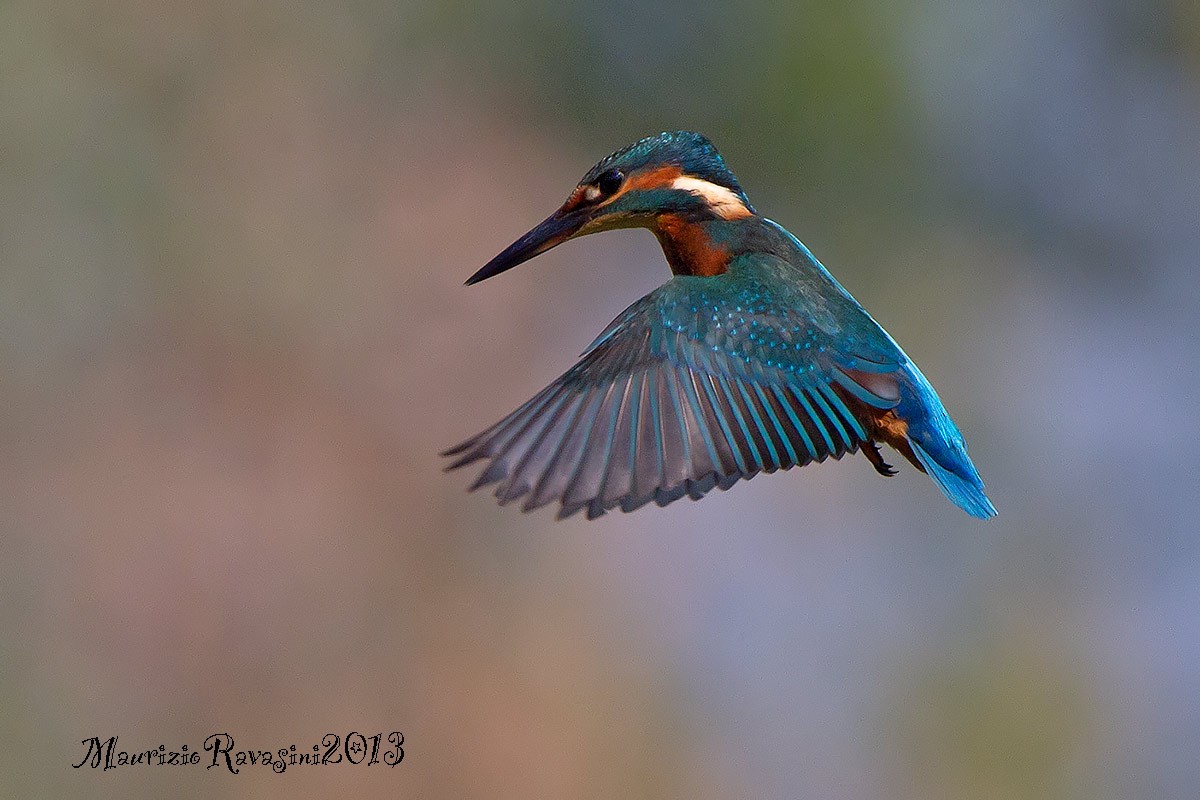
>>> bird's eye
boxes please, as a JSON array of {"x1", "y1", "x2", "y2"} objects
[{"x1": 596, "y1": 169, "x2": 624, "y2": 197}]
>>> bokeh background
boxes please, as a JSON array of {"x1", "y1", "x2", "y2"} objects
[{"x1": 3, "y1": 1, "x2": 1198, "y2": 797}]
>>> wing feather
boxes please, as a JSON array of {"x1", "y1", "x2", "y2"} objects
[{"x1": 444, "y1": 262, "x2": 905, "y2": 518}]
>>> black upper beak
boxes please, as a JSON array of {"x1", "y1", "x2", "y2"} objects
[{"x1": 465, "y1": 207, "x2": 590, "y2": 286}]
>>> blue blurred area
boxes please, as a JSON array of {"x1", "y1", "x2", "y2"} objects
[{"x1": 2, "y1": 1, "x2": 1197, "y2": 797}]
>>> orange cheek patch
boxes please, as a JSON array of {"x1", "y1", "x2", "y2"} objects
[
  {"x1": 562, "y1": 165, "x2": 684, "y2": 213},
  {"x1": 617, "y1": 165, "x2": 685, "y2": 195},
  {"x1": 559, "y1": 185, "x2": 589, "y2": 213}
]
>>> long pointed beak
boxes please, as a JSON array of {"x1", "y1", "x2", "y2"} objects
[{"x1": 465, "y1": 207, "x2": 591, "y2": 286}]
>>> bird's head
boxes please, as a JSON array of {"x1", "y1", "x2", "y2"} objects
[{"x1": 465, "y1": 131, "x2": 756, "y2": 285}]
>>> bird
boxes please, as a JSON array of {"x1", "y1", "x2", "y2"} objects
[{"x1": 442, "y1": 131, "x2": 996, "y2": 520}]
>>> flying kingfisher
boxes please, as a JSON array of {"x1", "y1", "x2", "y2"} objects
[{"x1": 443, "y1": 132, "x2": 996, "y2": 520}]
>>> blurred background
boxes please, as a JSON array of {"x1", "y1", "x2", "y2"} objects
[{"x1": 3, "y1": 0, "x2": 1198, "y2": 797}]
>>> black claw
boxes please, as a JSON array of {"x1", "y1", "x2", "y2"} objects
[{"x1": 863, "y1": 440, "x2": 898, "y2": 477}]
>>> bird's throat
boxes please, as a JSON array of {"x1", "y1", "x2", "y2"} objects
[{"x1": 652, "y1": 214, "x2": 732, "y2": 277}]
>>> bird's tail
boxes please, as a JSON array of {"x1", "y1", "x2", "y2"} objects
[
  {"x1": 898, "y1": 365, "x2": 997, "y2": 519},
  {"x1": 908, "y1": 437, "x2": 996, "y2": 519}
]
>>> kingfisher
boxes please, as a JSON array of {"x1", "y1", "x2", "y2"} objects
[{"x1": 443, "y1": 131, "x2": 996, "y2": 520}]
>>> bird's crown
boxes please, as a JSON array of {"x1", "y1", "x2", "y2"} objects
[{"x1": 580, "y1": 131, "x2": 753, "y2": 210}]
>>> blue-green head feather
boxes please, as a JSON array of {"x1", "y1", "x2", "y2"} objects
[{"x1": 581, "y1": 131, "x2": 755, "y2": 213}]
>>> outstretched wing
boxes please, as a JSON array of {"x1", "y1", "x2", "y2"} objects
[{"x1": 443, "y1": 258, "x2": 905, "y2": 519}]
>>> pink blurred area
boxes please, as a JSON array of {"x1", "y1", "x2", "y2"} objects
[
  {"x1": 3, "y1": 9, "x2": 746, "y2": 796},
  {"x1": 4, "y1": 1, "x2": 1199, "y2": 798}
]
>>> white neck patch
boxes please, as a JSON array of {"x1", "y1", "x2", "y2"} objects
[{"x1": 670, "y1": 176, "x2": 752, "y2": 219}]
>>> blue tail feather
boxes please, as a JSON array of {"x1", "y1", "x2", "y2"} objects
[
  {"x1": 897, "y1": 363, "x2": 997, "y2": 519},
  {"x1": 908, "y1": 438, "x2": 997, "y2": 519}
]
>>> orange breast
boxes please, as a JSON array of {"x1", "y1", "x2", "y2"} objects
[{"x1": 652, "y1": 214, "x2": 731, "y2": 277}]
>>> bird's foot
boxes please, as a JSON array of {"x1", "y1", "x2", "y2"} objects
[{"x1": 863, "y1": 440, "x2": 898, "y2": 477}]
